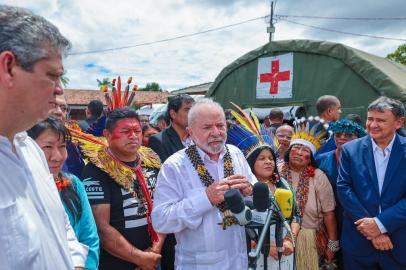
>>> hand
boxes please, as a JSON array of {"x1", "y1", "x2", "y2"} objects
[
  {"x1": 206, "y1": 181, "x2": 229, "y2": 205},
  {"x1": 282, "y1": 239, "x2": 294, "y2": 256},
  {"x1": 269, "y1": 244, "x2": 278, "y2": 260},
  {"x1": 135, "y1": 251, "x2": 161, "y2": 270},
  {"x1": 324, "y1": 248, "x2": 335, "y2": 263},
  {"x1": 355, "y1": 218, "x2": 381, "y2": 240},
  {"x1": 371, "y1": 234, "x2": 393, "y2": 251},
  {"x1": 225, "y1": 175, "x2": 253, "y2": 196}
]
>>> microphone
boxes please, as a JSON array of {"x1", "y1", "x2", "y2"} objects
[
  {"x1": 272, "y1": 188, "x2": 294, "y2": 260},
  {"x1": 224, "y1": 189, "x2": 252, "y2": 225},
  {"x1": 252, "y1": 182, "x2": 270, "y2": 224}
]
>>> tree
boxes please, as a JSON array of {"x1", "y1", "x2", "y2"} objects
[
  {"x1": 386, "y1": 43, "x2": 406, "y2": 65},
  {"x1": 60, "y1": 75, "x2": 69, "y2": 87},
  {"x1": 96, "y1": 78, "x2": 112, "y2": 89},
  {"x1": 139, "y1": 82, "x2": 162, "y2": 92}
]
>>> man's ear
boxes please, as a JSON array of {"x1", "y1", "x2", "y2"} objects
[
  {"x1": 186, "y1": 126, "x2": 192, "y2": 137},
  {"x1": 169, "y1": 109, "x2": 176, "y2": 120},
  {"x1": 0, "y1": 51, "x2": 17, "y2": 87},
  {"x1": 395, "y1": 116, "x2": 405, "y2": 130}
]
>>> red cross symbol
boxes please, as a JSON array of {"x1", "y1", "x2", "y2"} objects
[{"x1": 259, "y1": 60, "x2": 290, "y2": 94}]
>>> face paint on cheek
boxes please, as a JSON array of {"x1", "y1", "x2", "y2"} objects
[{"x1": 110, "y1": 119, "x2": 141, "y2": 140}]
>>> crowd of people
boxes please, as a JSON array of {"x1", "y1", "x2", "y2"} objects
[{"x1": 1, "y1": 4, "x2": 406, "y2": 270}]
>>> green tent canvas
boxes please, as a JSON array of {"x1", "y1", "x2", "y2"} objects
[{"x1": 207, "y1": 39, "x2": 406, "y2": 121}]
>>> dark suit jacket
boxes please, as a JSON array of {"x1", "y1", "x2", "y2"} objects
[
  {"x1": 337, "y1": 134, "x2": 406, "y2": 265},
  {"x1": 149, "y1": 126, "x2": 184, "y2": 163}
]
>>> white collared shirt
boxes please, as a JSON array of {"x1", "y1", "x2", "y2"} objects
[
  {"x1": 152, "y1": 144, "x2": 257, "y2": 270},
  {"x1": 0, "y1": 132, "x2": 88, "y2": 269},
  {"x1": 371, "y1": 134, "x2": 396, "y2": 233}
]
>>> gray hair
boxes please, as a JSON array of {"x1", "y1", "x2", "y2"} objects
[
  {"x1": 316, "y1": 95, "x2": 340, "y2": 115},
  {"x1": 188, "y1": 98, "x2": 225, "y2": 126},
  {"x1": 0, "y1": 5, "x2": 71, "y2": 71},
  {"x1": 368, "y1": 96, "x2": 405, "y2": 118}
]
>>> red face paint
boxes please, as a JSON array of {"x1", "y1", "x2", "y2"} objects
[{"x1": 110, "y1": 119, "x2": 142, "y2": 140}]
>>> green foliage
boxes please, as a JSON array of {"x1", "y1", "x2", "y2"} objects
[
  {"x1": 96, "y1": 78, "x2": 112, "y2": 88},
  {"x1": 139, "y1": 82, "x2": 162, "y2": 92},
  {"x1": 60, "y1": 75, "x2": 69, "y2": 87},
  {"x1": 386, "y1": 43, "x2": 406, "y2": 65}
]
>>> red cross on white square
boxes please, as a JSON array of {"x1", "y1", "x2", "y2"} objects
[{"x1": 259, "y1": 60, "x2": 291, "y2": 94}]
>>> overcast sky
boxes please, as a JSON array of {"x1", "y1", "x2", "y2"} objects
[{"x1": 4, "y1": 0, "x2": 406, "y2": 90}]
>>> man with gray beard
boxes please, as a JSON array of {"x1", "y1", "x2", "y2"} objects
[{"x1": 152, "y1": 98, "x2": 256, "y2": 269}]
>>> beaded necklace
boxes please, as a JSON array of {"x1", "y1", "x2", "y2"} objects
[
  {"x1": 185, "y1": 144, "x2": 237, "y2": 229},
  {"x1": 280, "y1": 163, "x2": 315, "y2": 216}
]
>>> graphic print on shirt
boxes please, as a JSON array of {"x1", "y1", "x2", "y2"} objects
[
  {"x1": 122, "y1": 167, "x2": 158, "y2": 229},
  {"x1": 83, "y1": 178, "x2": 104, "y2": 200}
]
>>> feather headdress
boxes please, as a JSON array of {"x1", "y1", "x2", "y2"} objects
[
  {"x1": 227, "y1": 102, "x2": 274, "y2": 158},
  {"x1": 101, "y1": 76, "x2": 138, "y2": 111},
  {"x1": 290, "y1": 116, "x2": 330, "y2": 155}
]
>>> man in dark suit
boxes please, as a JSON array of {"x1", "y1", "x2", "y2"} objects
[
  {"x1": 149, "y1": 94, "x2": 194, "y2": 162},
  {"x1": 149, "y1": 93, "x2": 194, "y2": 270},
  {"x1": 337, "y1": 96, "x2": 406, "y2": 270}
]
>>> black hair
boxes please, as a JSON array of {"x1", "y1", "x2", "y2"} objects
[
  {"x1": 269, "y1": 108, "x2": 284, "y2": 121},
  {"x1": 27, "y1": 117, "x2": 82, "y2": 224},
  {"x1": 344, "y1": 114, "x2": 363, "y2": 126},
  {"x1": 27, "y1": 116, "x2": 71, "y2": 143},
  {"x1": 88, "y1": 99, "x2": 104, "y2": 118},
  {"x1": 105, "y1": 107, "x2": 139, "y2": 132},
  {"x1": 316, "y1": 95, "x2": 340, "y2": 116},
  {"x1": 165, "y1": 94, "x2": 194, "y2": 123},
  {"x1": 246, "y1": 145, "x2": 281, "y2": 183},
  {"x1": 283, "y1": 144, "x2": 319, "y2": 168}
]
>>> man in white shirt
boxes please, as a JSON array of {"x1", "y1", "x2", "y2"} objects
[
  {"x1": 152, "y1": 98, "x2": 256, "y2": 270},
  {"x1": 337, "y1": 97, "x2": 406, "y2": 270},
  {"x1": 0, "y1": 5, "x2": 87, "y2": 269}
]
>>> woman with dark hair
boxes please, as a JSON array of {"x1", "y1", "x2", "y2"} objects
[
  {"x1": 227, "y1": 106, "x2": 301, "y2": 270},
  {"x1": 142, "y1": 124, "x2": 159, "y2": 147},
  {"x1": 279, "y1": 117, "x2": 338, "y2": 270},
  {"x1": 27, "y1": 117, "x2": 100, "y2": 270}
]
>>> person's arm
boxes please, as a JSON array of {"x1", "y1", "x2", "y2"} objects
[
  {"x1": 152, "y1": 162, "x2": 215, "y2": 234},
  {"x1": 73, "y1": 178, "x2": 100, "y2": 270},
  {"x1": 91, "y1": 204, "x2": 161, "y2": 269},
  {"x1": 65, "y1": 211, "x2": 89, "y2": 268},
  {"x1": 323, "y1": 211, "x2": 338, "y2": 262},
  {"x1": 376, "y1": 198, "x2": 406, "y2": 233},
  {"x1": 336, "y1": 145, "x2": 371, "y2": 222}
]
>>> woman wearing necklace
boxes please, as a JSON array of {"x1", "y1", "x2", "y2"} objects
[
  {"x1": 278, "y1": 117, "x2": 338, "y2": 270},
  {"x1": 227, "y1": 106, "x2": 300, "y2": 270},
  {"x1": 246, "y1": 145, "x2": 301, "y2": 270},
  {"x1": 27, "y1": 117, "x2": 100, "y2": 270}
]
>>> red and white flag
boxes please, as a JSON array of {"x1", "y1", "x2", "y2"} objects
[{"x1": 256, "y1": 53, "x2": 293, "y2": 99}]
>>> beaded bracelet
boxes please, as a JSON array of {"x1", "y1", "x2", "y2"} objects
[{"x1": 327, "y1": 239, "x2": 340, "y2": 252}]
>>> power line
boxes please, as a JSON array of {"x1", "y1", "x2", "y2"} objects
[
  {"x1": 69, "y1": 15, "x2": 267, "y2": 56},
  {"x1": 276, "y1": 14, "x2": 406, "y2": 21},
  {"x1": 69, "y1": 14, "x2": 406, "y2": 56},
  {"x1": 279, "y1": 18, "x2": 406, "y2": 42}
]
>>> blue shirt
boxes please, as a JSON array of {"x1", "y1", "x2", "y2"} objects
[{"x1": 62, "y1": 174, "x2": 100, "y2": 270}]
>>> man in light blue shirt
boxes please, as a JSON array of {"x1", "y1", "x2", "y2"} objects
[{"x1": 337, "y1": 96, "x2": 406, "y2": 270}]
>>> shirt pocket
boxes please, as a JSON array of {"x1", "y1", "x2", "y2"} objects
[{"x1": 0, "y1": 201, "x2": 40, "y2": 267}]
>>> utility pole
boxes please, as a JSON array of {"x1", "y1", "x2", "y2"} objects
[{"x1": 267, "y1": 1, "x2": 275, "y2": 42}]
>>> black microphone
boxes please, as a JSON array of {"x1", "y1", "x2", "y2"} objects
[
  {"x1": 224, "y1": 189, "x2": 252, "y2": 225},
  {"x1": 252, "y1": 182, "x2": 270, "y2": 224},
  {"x1": 252, "y1": 182, "x2": 271, "y2": 257}
]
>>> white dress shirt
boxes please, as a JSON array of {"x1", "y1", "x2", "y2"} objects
[
  {"x1": 152, "y1": 144, "x2": 257, "y2": 270},
  {"x1": 0, "y1": 132, "x2": 88, "y2": 269},
  {"x1": 371, "y1": 135, "x2": 396, "y2": 233}
]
